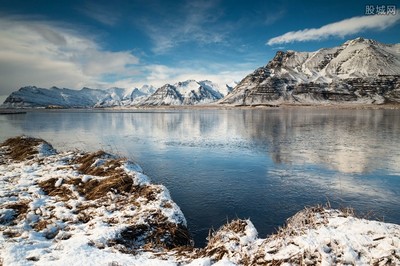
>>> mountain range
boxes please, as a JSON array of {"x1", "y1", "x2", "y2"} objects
[
  {"x1": 139, "y1": 80, "x2": 228, "y2": 106},
  {"x1": 1, "y1": 80, "x2": 230, "y2": 108},
  {"x1": 2, "y1": 38, "x2": 400, "y2": 108},
  {"x1": 221, "y1": 37, "x2": 400, "y2": 105},
  {"x1": 1, "y1": 85, "x2": 156, "y2": 108}
]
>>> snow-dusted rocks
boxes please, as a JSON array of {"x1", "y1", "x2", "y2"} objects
[
  {"x1": 0, "y1": 136, "x2": 191, "y2": 265},
  {"x1": 1, "y1": 137, "x2": 399, "y2": 265},
  {"x1": 139, "y1": 80, "x2": 225, "y2": 106},
  {"x1": 221, "y1": 37, "x2": 400, "y2": 105}
]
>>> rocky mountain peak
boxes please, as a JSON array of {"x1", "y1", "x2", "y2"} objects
[
  {"x1": 139, "y1": 80, "x2": 224, "y2": 106},
  {"x1": 267, "y1": 50, "x2": 296, "y2": 69},
  {"x1": 343, "y1": 37, "x2": 379, "y2": 47},
  {"x1": 221, "y1": 38, "x2": 400, "y2": 105}
]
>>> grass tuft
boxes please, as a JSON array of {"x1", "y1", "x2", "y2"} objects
[
  {"x1": 1, "y1": 200, "x2": 30, "y2": 224},
  {"x1": 1, "y1": 136, "x2": 54, "y2": 161},
  {"x1": 80, "y1": 175, "x2": 133, "y2": 200},
  {"x1": 109, "y1": 210, "x2": 192, "y2": 252},
  {"x1": 38, "y1": 178, "x2": 76, "y2": 201}
]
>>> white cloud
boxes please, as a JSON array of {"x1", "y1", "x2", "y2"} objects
[
  {"x1": 0, "y1": 16, "x2": 139, "y2": 96},
  {"x1": 267, "y1": 13, "x2": 400, "y2": 45}
]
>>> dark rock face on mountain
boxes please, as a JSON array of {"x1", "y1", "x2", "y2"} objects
[{"x1": 221, "y1": 38, "x2": 400, "y2": 105}]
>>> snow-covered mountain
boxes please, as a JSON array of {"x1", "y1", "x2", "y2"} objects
[
  {"x1": 2, "y1": 85, "x2": 157, "y2": 108},
  {"x1": 94, "y1": 85, "x2": 157, "y2": 107},
  {"x1": 221, "y1": 38, "x2": 400, "y2": 105},
  {"x1": 1, "y1": 80, "x2": 230, "y2": 108},
  {"x1": 139, "y1": 80, "x2": 226, "y2": 106}
]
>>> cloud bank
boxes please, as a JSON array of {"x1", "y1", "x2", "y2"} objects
[
  {"x1": 267, "y1": 13, "x2": 400, "y2": 45},
  {"x1": 0, "y1": 14, "x2": 250, "y2": 98},
  {"x1": 0, "y1": 16, "x2": 139, "y2": 95}
]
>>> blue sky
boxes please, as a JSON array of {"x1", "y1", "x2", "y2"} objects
[{"x1": 0, "y1": 0, "x2": 399, "y2": 98}]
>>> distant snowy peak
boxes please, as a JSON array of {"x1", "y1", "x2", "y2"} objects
[
  {"x1": 267, "y1": 37, "x2": 400, "y2": 81},
  {"x1": 139, "y1": 80, "x2": 225, "y2": 106},
  {"x1": 95, "y1": 85, "x2": 157, "y2": 107},
  {"x1": 199, "y1": 80, "x2": 233, "y2": 96},
  {"x1": 138, "y1": 85, "x2": 157, "y2": 95},
  {"x1": 221, "y1": 38, "x2": 400, "y2": 105},
  {"x1": 2, "y1": 85, "x2": 157, "y2": 108},
  {"x1": 2, "y1": 81, "x2": 232, "y2": 108}
]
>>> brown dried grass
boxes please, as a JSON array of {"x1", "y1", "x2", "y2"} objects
[
  {"x1": 79, "y1": 175, "x2": 134, "y2": 200},
  {"x1": 73, "y1": 151, "x2": 125, "y2": 177},
  {"x1": 205, "y1": 219, "x2": 247, "y2": 247},
  {"x1": 38, "y1": 178, "x2": 76, "y2": 201},
  {"x1": 202, "y1": 219, "x2": 249, "y2": 262},
  {"x1": 38, "y1": 174, "x2": 136, "y2": 202},
  {"x1": 1, "y1": 136, "x2": 51, "y2": 161},
  {"x1": 137, "y1": 185, "x2": 161, "y2": 202},
  {"x1": 2, "y1": 229, "x2": 21, "y2": 238},
  {"x1": 33, "y1": 220, "x2": 51, "y2": 231},
  {"x1": 2, "y1": 200, "x2": 30, "y2": 223},
  {"x1": 248, "y1": 205, "x2": 356, "y2": 265},
  {"x1": 69, "y1": 151, "x2": 140, "y2": 200},
  {"x1": 109, "y1": 210, "x2": 192, "y2": 252}
]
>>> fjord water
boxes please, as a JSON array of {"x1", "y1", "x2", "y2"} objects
[{"x1": 1, "y1": 108, "x2": 399, "y2": 246}]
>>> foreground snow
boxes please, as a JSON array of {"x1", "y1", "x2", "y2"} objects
[{"x1": 0, "y1": 137, "x2": 399, "y2": 265}]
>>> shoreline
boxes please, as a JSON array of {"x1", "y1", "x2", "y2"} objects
[
  {"x1": 1, "y1": 136, "x2": 399, "y2": 265},
  {"x1": 1, "y1": 102, "x2": 400, "y2": 112}
]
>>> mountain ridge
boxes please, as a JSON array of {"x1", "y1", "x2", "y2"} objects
[
  {"x1": 221, "y1": 37, "x2": 400, "y2": 105},
  {"x1": 139, "y1": 80, "x2": 228, "y2": 106},
  {"x1": 1, "y1": 80, "x2": 230, "y2": 108}
]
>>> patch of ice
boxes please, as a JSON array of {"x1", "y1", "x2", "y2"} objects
[
  {"x1": 37, "y1": 143, "x2": 56, "y2": 156},
  {"x1": 134, "y1": 172, "x2": 150, "y2": 185},
  {"x1": 124, "y1": 160, "x2": 143, "y2": 173}
]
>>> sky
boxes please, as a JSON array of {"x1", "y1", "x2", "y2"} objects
[{"x1": 0, "y1": 0, "x2": 399, "y2": 100}]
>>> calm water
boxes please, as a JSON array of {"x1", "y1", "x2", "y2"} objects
[{"x1": 1, "y1": 108, "x2": 400, "y2": 246}]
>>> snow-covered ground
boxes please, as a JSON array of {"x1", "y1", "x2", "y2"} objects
[{"x1": 1, "y1": 136, "x2": 399, "y2": 265}]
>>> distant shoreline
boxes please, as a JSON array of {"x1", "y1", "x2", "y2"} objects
[
  {"x1": 2, "y1": 103, "x2": 400, "y2": 112},
  {"x1": 0, "y1": 109, "x2": 27, "y2": 115}
]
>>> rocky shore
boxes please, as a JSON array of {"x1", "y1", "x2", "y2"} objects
[{"x1": 0, "y1": 137, "x2": 399, "y2": 265}]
